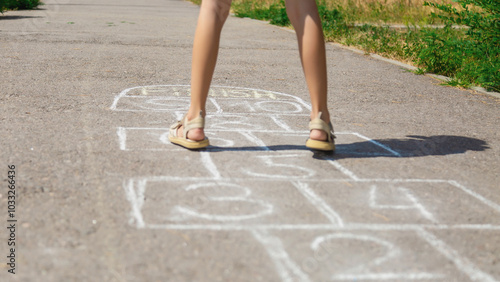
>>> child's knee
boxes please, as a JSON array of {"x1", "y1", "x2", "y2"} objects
[
  {"x1": 284, "y1": 0, "x2": 300, "y2": 24},
  {"x1": 216, "y1": 0, "x2": 231, "y2": 22},
  {"x1": 204, "y1": 0, "x2": 231, "y2": 23}
]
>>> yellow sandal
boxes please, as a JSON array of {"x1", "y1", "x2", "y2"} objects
[
  {"x1": 305, "y1": 112, "x2": 336, "y2": 151},
  {"x1": 168, "y1": 111, "x2": 210, "y2": 150}
]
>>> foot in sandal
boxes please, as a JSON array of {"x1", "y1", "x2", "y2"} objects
[
  {"x1": 306, "y1": 112, "x2": 336, "y2": 152},
  {"x1": 168, "y1": 111, "x2": 209, "y2": 150}
]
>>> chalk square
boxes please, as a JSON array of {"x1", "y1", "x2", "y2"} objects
[
  {"x1": 206, "y1": 151, "x2": 352, "y2": 180},
  {"x1": 308, "y1": 181, "x2": 500, "y2": 225},
  {"x1": 125, "y1": 178, "x2": 338, "y2": 227},
  {"x1": 269, "y1": 229, "x2": 469, "y2": 281}
]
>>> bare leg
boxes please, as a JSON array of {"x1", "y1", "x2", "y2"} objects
[
  {"x1": 285, "y1": 0, "x2": 330, "y2": 141},
  {"x1": 178, "y1": 0, "x2": 232, "y2": 141}
]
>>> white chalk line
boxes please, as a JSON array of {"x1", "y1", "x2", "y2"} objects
[
  {"x1": 292, "y1": 181, "x2": 344, "y2": 227},
  {"x1": 121, "y1": 176, "x2": 354, "y2": 183},
  {"x1": 209, "y1": 97, "x2": 223, "y2": 114},
  {"x1": 120, "y1": 176, "x2": 451, "y2": 184},
  {"x1": 332, "y1": 273, "x2": 444, "y2": 280},
  {"x1": 144, "y1": 223, "x2": 500, "y2": 231},
  {"x1": 113, "y1": 95, "x2": 305, "y2": 102},
  {"x1": 448, "y1": 180, "x2": 500, "y2": 214},
  {"x1": 117, "y1": 127, "x2": 127, "y2": 151},
  {"x1": 271, "y1": 115, "x2": 294, "y2": 132},
  {"x1": 356, "y1": 178, "x2": 448, "y2": 183},
  {"x1": 158, "y1": 131, "x2": 170, "y2": 145},
  {"x1": 251, "y1": 230, "x2": 311, "y2": 282},
  {"x1": 352, "y1": 132, "x2": 402, "y2": 157},
  {"x1": 200, "y1": 152, "x2": 221, "y2": 179},
  {"x1": 110, "y1": 107, "x2": 312, "y2": 115},
  {"x1": 327, "y1": 160, "x2": 360, "y2": 181},
  {"x1": 417, "y1": 228, "x2": 498, "y2": 282},
  {"x1": 369, "y1": 186, "x2": 438, "y2": 224},
  {"x1": 123, "y1": 179, "x2": 146, "y2": 228},
  {"x1": 239, "y1": 131, "x2": 271, "y2": 150}
]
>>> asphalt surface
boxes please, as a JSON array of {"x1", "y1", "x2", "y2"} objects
[{"x1": 1, "y1": 0, "x2": 499, "y2": 281}]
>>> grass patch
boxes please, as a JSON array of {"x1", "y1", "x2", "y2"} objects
[
  {"x1": 190, "y1": 0, "x2": 499, "y2": 92},
  {"x1": 1, "y1": 0, "x2": 42, "y2": 13},
  {"x1": 4, "y1": 0, "x2": 495, "y2": 91},
  {"x1": 232, "y1": 0, "x2": 289, "y2": 25},
  {"x1": 231, "y1": 0, "x2": 463, "y2": 25}
]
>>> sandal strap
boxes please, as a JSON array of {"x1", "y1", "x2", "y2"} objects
[
  {"x1": 169, "y1": 120, "x2": 183, "y2": 137},
  {"x1": 169, "y1": 111, "x2": 205, "y2": 139},
  {"x1": 309, "y1": 112, "x2": 336, "y2": 141},
  {"x1": 183, "y1": 113, "x2": 205, "y2": 137}
]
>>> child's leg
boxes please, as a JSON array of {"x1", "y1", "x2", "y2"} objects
[
  {"x1": 285, "y1": 0, "x2": 330, "y2": 141},
  {"x1": 179, "y1": 0, "x2": 232, "y2": 141}
]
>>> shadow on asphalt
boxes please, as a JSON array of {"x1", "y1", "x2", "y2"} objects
[
  {"x1": 0, "y1": 15, "x2": 43, "y2": 20},
  {"x1": 204, "y1": 135, "x2": 489, "y2": 160}
]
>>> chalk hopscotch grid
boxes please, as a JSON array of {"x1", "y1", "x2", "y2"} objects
[
  {"x1": 110, "y1": 85, "x2": 313, "y2": 112},
  {"x1": 113, "y1": 85, "x2": 500, "y2": 282},
  {"x1": 122, "y1": 172, "x2": 500, "y2": 281}
]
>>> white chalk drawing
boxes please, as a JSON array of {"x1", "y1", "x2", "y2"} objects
[
  {"x1": 252, "y1": 229, "x2": 311, "y2": 282},
  {"x1": 312, "y1": 234, "x2": 397, "y2": 277},
  {"x1": 242, "y1": 155, "x2": 317, "y2": 179},
  {"x1": 369, "y1": 185, "x2": 438, "y2": 223},
  {"x1": 112, "y1": 85, "x2": 500, "y2": 281},
  {"x1": 166, "y1": 182, "x2": 274, "y2": 222}
]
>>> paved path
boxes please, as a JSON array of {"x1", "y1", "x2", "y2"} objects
[{"x1": 1, "y1": 0, "x2": 499, "y2": 281}]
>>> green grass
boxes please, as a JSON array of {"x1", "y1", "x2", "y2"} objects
[
  {"x1": 232, "y1": 0, "x2": 457, "y2": 25},
  {"x1": 1, "y1": 0, "x2": 42, "y2": 13},
  {"x1": 188, "y1": 0, "x2": 498, "y2": 92}
]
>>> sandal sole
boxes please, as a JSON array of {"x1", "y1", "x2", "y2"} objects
[
  {"x1": 306, "y1": 138, "x2": 335, "y2": 151},
  {"x1": 168, "y1": 136, "x2": 210, "y2": 150}
]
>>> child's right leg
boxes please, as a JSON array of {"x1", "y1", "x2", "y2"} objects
[
  {"x1": 285, "y1": 0, "x2": 335, "y2": 150},
  {"x1": 176, "y1": 0, "x2": 232, "y2": 142}
]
